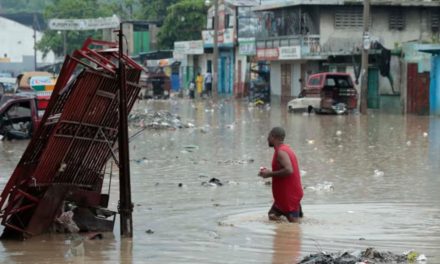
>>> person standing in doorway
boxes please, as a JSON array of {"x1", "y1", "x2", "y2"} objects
[
  {"x1": 204, "y1": 71, "x2": 212, "y2": 97},
  {"x1": 258, "y1": 127, "x2": 304, "y2": 223},
  {"x1": 196, "y1": 72, "x2": 204, "y2": 97}
]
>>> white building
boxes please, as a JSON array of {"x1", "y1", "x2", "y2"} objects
[{"x1": 0, "y1": 16, "x2": 56, "y2": 65}]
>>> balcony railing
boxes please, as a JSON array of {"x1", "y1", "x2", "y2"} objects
[{"x1": 255, "y1": 35, "x2": 322, "y2": 58}]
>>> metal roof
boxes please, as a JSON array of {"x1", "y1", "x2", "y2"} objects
[{"x1": 253, "y1": 0, "x2": 440, "y2": 11}]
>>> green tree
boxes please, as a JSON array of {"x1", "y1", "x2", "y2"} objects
[
  {"x1": 157, "y1": 0, "x2": 207, "y2": 49},
  {"x1": 138, "y1": 0, "x2": 178, "y2": 21},
  {"x1": 0, "y1": 0, "x2": 52, "y2": 13},
  {"x1": 36, "y1": 0, "x2": 115, "y2": 57}
]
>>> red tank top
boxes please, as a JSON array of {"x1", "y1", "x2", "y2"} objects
[{"x1": 271, "y1": 144, "x2": 304, "y2": 213}]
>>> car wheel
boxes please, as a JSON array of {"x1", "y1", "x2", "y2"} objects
[{"x1": 288, "y1": 106, "x2": 294, "y2": 113}]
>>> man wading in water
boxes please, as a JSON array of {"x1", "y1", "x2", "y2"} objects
[{"x1": 258, "y1": 127, "x2": 304, "y2": 222}]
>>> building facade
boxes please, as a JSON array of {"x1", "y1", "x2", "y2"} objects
[
  {"x1": 253, "y1": 0, "x2": 440, "y2": 112},
  {"x1": 0, "y1": 16, "x2": 56, "y2": 75}
]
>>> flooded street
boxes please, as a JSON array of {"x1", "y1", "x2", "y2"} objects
[{"x1": 1, "y1": 98, "x2": 440, "y2": 263}]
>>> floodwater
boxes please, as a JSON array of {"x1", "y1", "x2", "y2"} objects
[{"x1": 1, "y1": 98, "x2": 440, "y2": 263}]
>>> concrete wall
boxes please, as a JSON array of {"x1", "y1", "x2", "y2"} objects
[
  {"x1": 0, "y1": 17, "x2": 56, "y2": 74},
  {"x1": 291, "y1": 62, "x2": 301, "y2": 97},
  {"x1": 0, "y1": 56, "x2": 36, "y2": 77},
  {"x1": 270, "y1": 62, "x2": 281, "y2": 96},
  {"x1": 320, "y1": 6, "x2": 433, "y2": 51}
]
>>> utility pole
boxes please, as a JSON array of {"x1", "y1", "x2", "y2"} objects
[
  {"x1": 33, "y1": 13, "x2": 37, "y2": 71},
  {"x1": 212, "y1": 0, "x2": 219, "y2": 101},
  {"x1": 118, "y1": 23, "x2": 133, "y2": 238},
  {"x1": 360, "y1": 0, "x2": 370, "y2": 114},
  {"x1": 63, "y1": 31, "x2": 67, "y2": 57}
]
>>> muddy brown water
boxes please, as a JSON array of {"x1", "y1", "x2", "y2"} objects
[{"x1": 0, "y1": 98, "x2": 439, "y2": 263}]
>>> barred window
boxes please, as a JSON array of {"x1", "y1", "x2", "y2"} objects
[
  {"x1": 335, "y1": 7, "x2": 363, "y2": 29},
  {"x1": 432, "y1": 10, "x2": 439, "y2": 32},
  {"x1": 389, "y1": 8, "x2": 405, "y2": 30}
]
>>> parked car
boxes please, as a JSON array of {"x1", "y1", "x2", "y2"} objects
[
  {"x1": 0, "y1": 77, "x2": 16, "y2": 94},
  {"x1": 0, "y1": 93, "x2": 50, "y2": 140},
  {"x1": 287, "y1": 72, "x2": 358, "y2": 114}
]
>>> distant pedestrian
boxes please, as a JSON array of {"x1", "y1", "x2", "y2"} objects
[
  {"x1": 204, "y1": 71, "x2": 212, "y2": 97},
  {"x1": 196, "y1": 72, "x2": 203, "y2": 97},
  {"x1": 258, "y1": 127, "x2": 304, "y2": 223},
  {"x1": 189, "y1": 79, "x2": 195, "y2": 99}
]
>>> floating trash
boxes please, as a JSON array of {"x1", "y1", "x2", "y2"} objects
[
  {"x1": 217, "y1": 159, "x2": 255, "y2": 165},
  {"x1": 423, "y1": 132, "x2": 428, "y2": 137},
  {"x1": 335, "y1": 130, "x2": 342, "y2": 136},
  {"x1": 299, "y1": 248, "x2": 408, "y2": 264},
  {"x1": 202, "y1": 178, "x2": 223, "y2": 187},
  {"x1": 373, "y1": 169, "x2": 384, "y2": 177},
  {"x1": 307, "y1": 139, "x2": 315, "y2": 145},
  {"x1": 305, "y1": 181, "x2": 334, "y2": 191},
  {"x1": 406, "y1": 141, "x2": 412, "y2": 146},
  {"x1": 128, "y1": 110, "x2": 190, "y2": 130}
]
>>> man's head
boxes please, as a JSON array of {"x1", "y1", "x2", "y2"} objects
[{"x1": 268, "y1": 127, "x2": 285, "y2": 147}]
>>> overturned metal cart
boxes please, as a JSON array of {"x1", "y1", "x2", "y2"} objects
[{"x1": 0, "y1": 38, "x2": 142, "y2": 239}]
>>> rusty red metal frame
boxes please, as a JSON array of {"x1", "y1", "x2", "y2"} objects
[{"x1": 0, "y1": 38, "x2": 142, "y2": 238}]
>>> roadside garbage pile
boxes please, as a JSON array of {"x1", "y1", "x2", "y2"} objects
[
  {"x1": 129, "y1": 110, "x2": 194, "y2": 129},
  {"x1": 299, "y1": 248, "x2": 427, "y2": 264}
]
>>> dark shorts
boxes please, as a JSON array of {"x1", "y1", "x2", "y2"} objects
[{"x1": 268, "y1": 204, "x2": 303, "y2": 222}]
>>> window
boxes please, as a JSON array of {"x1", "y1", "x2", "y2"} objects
[
  {"x1": 389, "y1": 8, "x2": 405, "y2": 30},
  {"x1": 7, "y1": 102, "x2": 31, "y2": 118},
  {"x1": 225, "y1": 14, "x2": 231, "y2": 28},
  {"x1": 308, "y1": 76, "x2": 321, "y2": 86},
  {"x1": 207, "y1": 17, "x2": 215, "y2": 29},
  {"x1": 432, "y1": 10, "x2": 439, "y2": 32},
  {"x1": 334, "y1": 7, "x2": 363, "y2": 29}
]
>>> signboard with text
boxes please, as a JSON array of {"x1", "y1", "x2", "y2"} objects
[
  {"x1": 256, "y1": 46, "x2": 301, "y2": 61},
  {"x1": 202, "y1": 28, "x2": 235, "y2": 47},
  {"x1": 238, "y1": 38, "x2": 256, "y2": 56},
  {"x1": 48, "y1": 15, "x2": 120, "y2": 30},
  {"x1": 174, "y1": 40, "x2": 204, "y2": 55}
]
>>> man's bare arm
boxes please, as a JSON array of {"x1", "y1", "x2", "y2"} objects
[{"x1": 259, "y1": 150, "x2": 293, "y2": 178}]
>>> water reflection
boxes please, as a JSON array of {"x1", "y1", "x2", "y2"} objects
[{"x1": 271, "y1": 223, "x2": 301, "y2": 264}]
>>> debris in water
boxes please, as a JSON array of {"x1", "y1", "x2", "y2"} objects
[
  {"x1": 336, "y1": 130, "x2": 342, "y2": 136},
  {"x1": 202, "y1": 178, "x2": 223, "y2": 187},
  {"x1": 200, "y1": 125, "x2": 211, "y2": 133},
  {"x1": 305, "y1": 181, "x2": 334, "y2": 191},
  {"x1": 128, "y1": 110, "x2": 191, "y2": 129},
  {"x1": 88, "y1": 233, "x2": 103, "y2": 240},
  {"x1": 145, "y1": 229, "x2": 154, "y2": 234},
  {"x1": 406, "y1": 140, "x2": 412, "y2": 146},
  {"x1": 299, "y1": 248, "x2": 408, "y2": 264},
  {"x1": 373, "y1": 169, "x2": 384, "y2": 177},
  {"x1": 217, "y1": 159, "x2": 255, "y2": 165},
  {"x1": 184, "y1": 145, "x2": 199, "y2": 150},
  {"x1": 423, "y1": 132, "x2": 428, "y2": 137}
]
